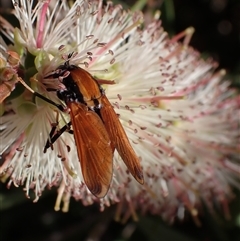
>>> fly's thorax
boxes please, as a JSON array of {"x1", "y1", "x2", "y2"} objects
[
  {"x1": 55, "y1": 65, "x2": 105, "y2": 111},
  {"x1": 69, "y1": 68, "x2": 104, "y2": 110}
]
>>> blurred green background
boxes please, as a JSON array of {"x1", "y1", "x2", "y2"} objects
[{"x1": 0, "y1": 0, "x2": 240, "y2": 240}]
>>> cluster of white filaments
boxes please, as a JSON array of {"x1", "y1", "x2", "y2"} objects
[{"x1": 0, "y1": 0, "x2": 239, "y2": 223}]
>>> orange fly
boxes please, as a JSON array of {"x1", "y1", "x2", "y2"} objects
[{"x1": 21, "y1": 59, "x2": 144, "y2": 198}]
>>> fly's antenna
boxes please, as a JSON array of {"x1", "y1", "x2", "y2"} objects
[
  {"x1": 68, "y1": 52, "x2": 74, "y2": 59},
  {"x1": 64, "y1": 52, "x2": 75, "y2": 68}
]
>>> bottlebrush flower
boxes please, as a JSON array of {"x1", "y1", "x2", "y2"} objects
[{"x1": 0, "y1": 0, "x2": 239, "y2": 224}]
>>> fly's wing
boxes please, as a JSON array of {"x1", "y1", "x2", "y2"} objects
[
  {"x1": 68, "y1": 102, "x2": 113, "y2": 198},
  {"x1": 100, "y1": 95, "x2": 144, "y2": 184}
]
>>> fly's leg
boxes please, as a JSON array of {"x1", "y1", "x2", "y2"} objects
[
  {"x1": 44, "y1": 121, "x2": 73, "y2": 152},
  {"x1": 17, "y1": 77, "x2": 74, "y2": 152},
  {"x1": 18, "y1": 77, "x2": 65, "y2": 111},
  {"x1": 44, "y1": 122, "x2": 58, "y2": 152},
  {"x1": 44, "y1": 119, "x2": 73, "y2": 152}
]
